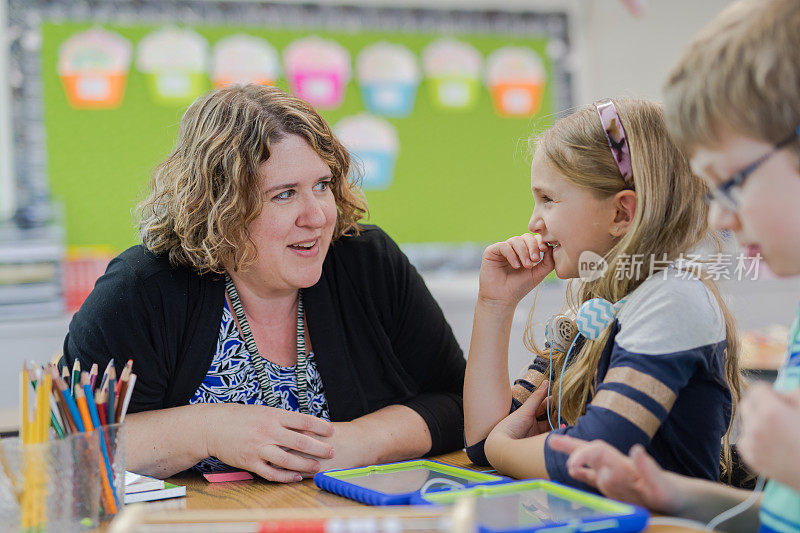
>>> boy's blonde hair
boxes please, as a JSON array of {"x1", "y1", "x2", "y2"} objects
[
  {"x1": 525, "y1": 98, "x2": 741, "y2": 478},
  {"x1": 664, "y1": 0, "x2": 800, "y2": 158}
]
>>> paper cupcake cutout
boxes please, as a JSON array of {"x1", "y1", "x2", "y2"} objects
[
  {"x1": 356, "y1": 42, "x2": 420, "y2": 118},
  {"x1": 335, "y1": 114, "x2": 399, "y2": 191},
  {"x1": 212, "y1": 34, "x2": 280, "y2": 88},
  {"x1": 422, "y1": 38, "x2": 483, "y2": 111},
  {"x1": 486, "y1": 47, "x2": 547, "y2": 117},
  {"x1": 136, "y1": 27, "x2": 209, "y2": 105},
  {"x1": 283, "y1": 37, "x2": 351, "y2": 109},
  {"x1": 57, "y1": 28, "x2": 132, "y2": 109}
]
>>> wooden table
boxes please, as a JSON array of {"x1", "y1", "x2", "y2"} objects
[
  {"x1": 104, "y1": 451, "x2": 694, "y2": 532},
  {"x1": 165, "y1": 450, "x2": 477, "y2": 510}
]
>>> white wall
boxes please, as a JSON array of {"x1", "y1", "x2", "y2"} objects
[
  {"x1": 578, "y1": 0, "x2": 735, "y2": 104},
  {"x1": 253, "y1": 0, "x2": 736, "y2": 104},
  {"x1": 0, "y1": 0, "x2": 15, "y2": 221}
]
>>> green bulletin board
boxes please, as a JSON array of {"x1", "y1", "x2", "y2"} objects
[{"x1": 42, "y1": 22, "x2": 558, "y2": 251}]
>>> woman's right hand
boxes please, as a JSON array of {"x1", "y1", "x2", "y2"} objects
[
  {"x1": 204, "y1": 403, "x2": 334, "y2": 482},
  {"x1": 478, "y1": 233, "x2": 555, "y2": 306}
]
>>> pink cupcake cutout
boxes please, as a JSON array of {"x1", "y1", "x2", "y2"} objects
[{"x1": 283, "y1": 37, "x2": 351, "y2": 109}]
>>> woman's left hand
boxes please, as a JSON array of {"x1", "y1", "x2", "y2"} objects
[
  {"x1": 305, "y1": 422, "x2": 370, "y2": 474},
  {"x1": 291, "y1": 405, "x2": 433, "y2": 476},
  {"x1": 489, "y1": 381, "x2": 554, "y2": 441}
]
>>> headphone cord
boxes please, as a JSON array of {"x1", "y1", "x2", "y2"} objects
[{"x1": 546, "y1": 333, "x2": 581, "y2": 431}]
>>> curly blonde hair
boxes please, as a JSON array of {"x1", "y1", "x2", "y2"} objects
[{"x1": 136, "y1": 84, "x2": 367, "y2": 273}]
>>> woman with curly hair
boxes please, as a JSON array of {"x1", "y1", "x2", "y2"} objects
[{"x1": 61, "y1": 85, "x2": 465, "y2": 482}]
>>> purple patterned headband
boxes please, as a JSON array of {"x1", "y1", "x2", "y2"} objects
[{"x1": 594, "y1": 99, "x2": 634, "y2": 187}]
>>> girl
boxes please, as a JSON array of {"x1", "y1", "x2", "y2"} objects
[{"x1": 463, "y1": 97, "x2": 741, "y2": 488}]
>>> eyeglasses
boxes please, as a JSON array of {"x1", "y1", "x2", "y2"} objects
[{"x1": 704, "y1": 125, "x2": 800, "y2": 211}]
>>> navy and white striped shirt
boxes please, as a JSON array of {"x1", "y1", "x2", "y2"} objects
[{"x1": 469, "y1": 269, "x2": 731, "y2": 489}]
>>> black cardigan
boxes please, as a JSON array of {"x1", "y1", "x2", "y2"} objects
[{"x1": 61, "y1": 225, "x2": 466, "y2": 455}]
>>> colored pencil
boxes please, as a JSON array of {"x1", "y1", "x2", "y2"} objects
[
  {"x1": 71, "y1": 360, "x2": 81, "y2": 395},
  {"x1": 106, "y1": 364, "x2": 117, "y2": 427},
  {"x1": 116, "y1": 359, "x2": 133, "y2": 394},
  {"x1": 54, "y1": 374, "x2": 85, "y2": 433},
  {"x1": 74, "y1": 384, "x2": 116, "y2": 514},
  {"x1": 21, "y1": 367, "x2": 29, "y2": 444},
  {"x1": 119, "y1": 373, "x2": 136, "y2": 422},
  {"x1": 48, "y1": 367, "x2": 78, "y2": 434},
  {"x1": 95, "y1": 382, "x2": 108, "y2": 427},
  {"x1": 88, "y1": 363, "x2": 98, "y2": 390},
  {"x1": 82, "y1": 375, "x2": 119, "y2": 510},
  {"x1": 114, "y1": 364, "x2": 132, "y2": 423},
  {"x1": 29, "y1": 364, "x2": 64, "y2": 439}
]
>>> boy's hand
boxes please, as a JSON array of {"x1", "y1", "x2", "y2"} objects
[
  {"x1": 738, "y1": 383, "x2": 800, "y2": 492},
  {"x1": 548, "y1": 435, "x2": 685, "y2": 515}
]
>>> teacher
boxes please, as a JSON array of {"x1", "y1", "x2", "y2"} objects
[{"x1": 61, "y1": 85, "x2": 465, "y2": 482}]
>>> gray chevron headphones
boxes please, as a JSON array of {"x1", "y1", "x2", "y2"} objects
[{"x1": 543, "y1": 297, "x2": 626, "y2": 430}]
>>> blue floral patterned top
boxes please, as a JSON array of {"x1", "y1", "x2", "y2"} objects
[{"x1": 189, "y1": 299, "x2": 330, "y2": 472}]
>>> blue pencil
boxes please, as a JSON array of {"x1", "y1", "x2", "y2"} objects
[
  {"x1": 83, "y1": 382, "x2": 120, "y2": 508},
  {"x1": 58, "y1": 380, "x2": 85, "y2": 433}
]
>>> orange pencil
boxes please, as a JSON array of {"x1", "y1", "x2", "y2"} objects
[
  {"x1": 75, "y1": 385, "x2": 117, "y2": 514},
  {"x1": 73, "y1": 385, "x2": 93, "y2": 432}
]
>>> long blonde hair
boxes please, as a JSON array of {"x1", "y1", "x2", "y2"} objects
[
  {"x1": 137, "y1": 84, "x2": 367, "y2": 273},
  {"x1": 524, "y1": 98, "x2": 741, "y2": 477}
]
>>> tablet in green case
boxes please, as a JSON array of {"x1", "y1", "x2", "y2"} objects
[
  {"x1": 313, "y1": 460, "x2": 507, "y2": 506},
  {"x1": 412, "y1": 479, "x2": 649, "y2": 533}
]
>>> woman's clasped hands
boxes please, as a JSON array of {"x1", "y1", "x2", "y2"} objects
[{"x1": 204, "y1": 403, "x2": 335, "y2": 482}]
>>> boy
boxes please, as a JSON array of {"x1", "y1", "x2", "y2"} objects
[{"x1": 548, "y1": 1, "x2": 800, "y2": 531}]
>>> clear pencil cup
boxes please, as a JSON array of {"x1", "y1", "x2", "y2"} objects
[
  {"x1": 94, "y1": 423, "x2": 126, "y2": 520},
  {"x1": 0, "y1": 431, "x2": 101, "y2": 532}
]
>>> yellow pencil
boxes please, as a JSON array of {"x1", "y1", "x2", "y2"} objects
[
  {"x1": 34, "y1": 372, "x2": 45, "y2": 443},
  {"x1": 42, "y1": 374, "x2": 52, "y2": 442},
  {"x1": 21, "y1": 369, "x2": 29, "y2": 444}
]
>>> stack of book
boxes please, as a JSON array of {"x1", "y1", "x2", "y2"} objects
[
  {"x1": 0, "y1": 223, "x2": 64, "y2": 319},
  {"x1": 125, "y1": 472, "x2": 186, "y2": 504}
]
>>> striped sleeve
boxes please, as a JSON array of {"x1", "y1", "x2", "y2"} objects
[
  {"x1": 511, "y1": 354, "x2": 549, "y2": 410},
  {"x1": 544, "y1": 273, "x2": 726, "y2": 488},
  {"x1": 466, "y1": 354, "x2": 550, "y2": 465}
]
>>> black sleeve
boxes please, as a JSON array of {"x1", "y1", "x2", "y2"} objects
[
  {"x1": 61, "y1": 254, "x2": 174, "y2": 414},
  {"x1": 380, "y1": 232, "x2": 467, "y2": 456},
  {"x1": 465, "y1": 438, "x2": 491, "y2": 466}
]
